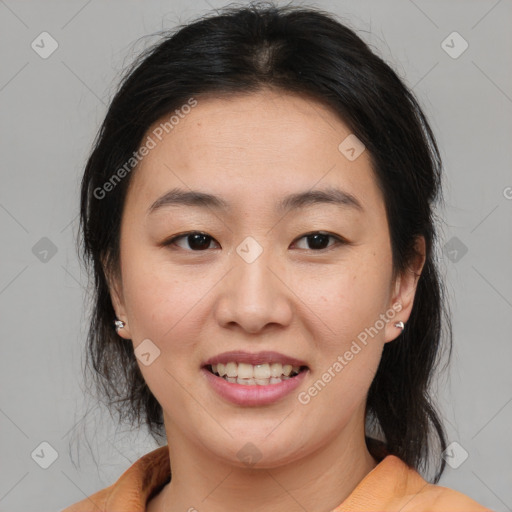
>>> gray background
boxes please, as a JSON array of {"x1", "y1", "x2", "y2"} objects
[{"x1": 0, "y1": 0, "x2": 511, "y2": 510}]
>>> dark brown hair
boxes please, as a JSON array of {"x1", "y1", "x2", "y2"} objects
[{"x1": 78, "y1": 1, "x2": 452, "y2": 482}]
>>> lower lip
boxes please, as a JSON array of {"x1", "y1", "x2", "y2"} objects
[{"x1": 201, "y1": 367, "x2": 308, "y2": 406}]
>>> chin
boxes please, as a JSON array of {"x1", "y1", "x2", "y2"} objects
[{"x1": 204, "y1": 433, "x2": 310, "y2": 470}]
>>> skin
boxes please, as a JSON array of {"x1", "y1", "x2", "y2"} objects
[{"x1": 108, "y1": 89, "x2": 425, "y2": 512}]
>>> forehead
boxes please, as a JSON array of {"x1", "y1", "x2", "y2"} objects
[{"x1": 125, "y1": 90, "x2": 381, "y2": 216}]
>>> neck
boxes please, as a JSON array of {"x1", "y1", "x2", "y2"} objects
[{"x1": 149, "y1": 411, "x2": 378, "y2": 512}]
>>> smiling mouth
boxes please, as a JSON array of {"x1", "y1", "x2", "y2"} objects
[{"x1": 205, "y1": 362, "x2": 308, "y2": 386}]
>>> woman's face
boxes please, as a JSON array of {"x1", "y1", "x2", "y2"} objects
[{"x1": 111, "y1": 90, "x2": 423, "y2": 467}]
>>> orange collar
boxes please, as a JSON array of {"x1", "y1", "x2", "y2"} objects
[{"x1": 62, "y1": 445, "x2": 490, "y2": 511}]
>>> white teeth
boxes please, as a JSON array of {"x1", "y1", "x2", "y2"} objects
[
  {"x1": 254, "y1": 363, "x2": 270, "y2": 379},
  {"x1": 237, "y1": 377, "x2": 256, "y2": 385},
  {"x1": 225, "y1": 362, "x2": 237, "y2": 378},
  {"x1": 237, "y1": 363, "x2": 254, "y2": 379},
  {"x1": 270, "y1": 363, "x2": 283, "y2": 378},
  {"x1": 217, "y1": 362, "x2": 226, "y2": 377},
  {"x1": 210, "y1": 361, "x2": 303, "y2": 384},
  {"x1": 282, "y1": 364, "x2": 292, "y2": 376}
]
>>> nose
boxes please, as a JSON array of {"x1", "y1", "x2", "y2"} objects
[{"x1": 214, "y1": 247, "x2": 293, "y2": 334}]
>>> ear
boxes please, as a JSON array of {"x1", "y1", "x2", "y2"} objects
[
  {"x1": 384, "y1": 235, "x2": 426, "y2": 343},
  {"x1": 103, "y1": 257, "x2": 132, "y2": 339}
]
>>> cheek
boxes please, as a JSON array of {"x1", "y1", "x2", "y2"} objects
[
  {"x1": 302, "y1": 267, "x2": 388, "y2": 407},
  {"x1": 120, "y1": 258, "x2": 208, "y2": 400},
  {"x1": 296, "y1": 256, "x2": 392, "y2": 347},
  {"x1": 306, "y1": 252, "x2": 392, "y2": 405},
  {"x1": 119, "y1": 243, "x2": 208, "y2": 344}
]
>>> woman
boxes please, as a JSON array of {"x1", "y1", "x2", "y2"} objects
[{"x1": 63, "y1": 3, "x2": 491, "y2": 511}]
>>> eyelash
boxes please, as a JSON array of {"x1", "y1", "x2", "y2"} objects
[{"x1": 162, "y1": 231, "x2": 347, "y2": 252}]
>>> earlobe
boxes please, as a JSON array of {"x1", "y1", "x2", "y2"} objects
[
  {"x1": 114, "y1": 317, "x2": 131, "y2": 339},
  {"x1": 385, "y1": 235, "x2": 426, "y2": 343},
  {"x1": 113, "y1": 318, "x2": 131, "y2": 339},
  {"x1": 103, "y1": 259, "x2": 131, "y2": 339},
  {"x1": 111, "y1": 286, "x2": 131, "y2": 339}
]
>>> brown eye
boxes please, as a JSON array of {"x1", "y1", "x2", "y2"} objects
[
  {"x1": 292, "y1": 232, "x2": 345, "y2": 251},
  {"x1": 165, "y1": 232, "x2": 220, "y2": 251}
]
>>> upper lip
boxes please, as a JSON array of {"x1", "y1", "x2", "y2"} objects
[{"x1": 203, "y1": 350, "x2": 308, "y2": 368}]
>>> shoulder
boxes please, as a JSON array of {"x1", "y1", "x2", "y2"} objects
[
  {"x1": 335, "y1": 453, "x2": 493, "y2": 511},
  {"x1": 60, "y1": 445, "x2": 170, "y2": 512},
  {"x1": 381, "y1": 455, "x2": 493, "y2": 512}
]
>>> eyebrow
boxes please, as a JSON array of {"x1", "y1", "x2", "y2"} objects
[{"x1": 147, "y1": 186, "x2": 364, "y2": 215}]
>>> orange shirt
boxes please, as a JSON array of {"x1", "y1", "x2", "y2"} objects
[{"x1": 61, "y1": 445, "x2": 492, "y2": 511}]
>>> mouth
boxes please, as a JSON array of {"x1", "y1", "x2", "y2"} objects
[
  {"x1": 205, "y1": 362, "x2": 308, "y2": 386},
  {"x1": 201, "y1": 353, "x2": 310, "y2": 406}
]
